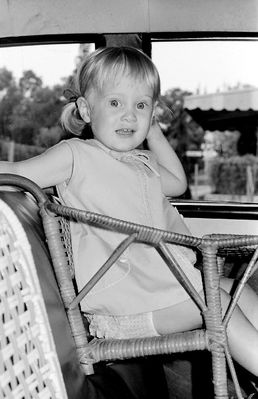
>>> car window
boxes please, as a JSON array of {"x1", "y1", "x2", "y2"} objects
[
  {"x1": 152, "y1": 40, "x2": 258, "y2": 204},
  {"x1": 1, "y1": 39, "x2": 258, "y2": 205}
]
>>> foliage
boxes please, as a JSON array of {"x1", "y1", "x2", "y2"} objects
[
  {"x1": 208, "y1": 155, "x2": 258, "y2": 195},
  {"x1": 0, "y1": 73, "x2": 22, "y2": 139},
  {"x1": 34, "y1": 126, "x2": 62, "y2": 148},
  {"x1": 205, "y1": 130, "x2": 240, "y2": 157},
  {"x1": 157, "y1": 88, "x2": 205, "y2": 180},
  {"x1": 0, "y1": 139, "x2": 44, "y2": 161},
  {"x1": 158, "y1": 88, "x2": 205, "y2": 151},
  {"x1": 0, "y1": 68, "x2": 66, "y2": 147},
  {"x1": 0, "y1": 68, "x2": 14, "y2": 90}
]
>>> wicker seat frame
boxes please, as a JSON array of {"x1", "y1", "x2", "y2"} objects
[{"x1": 0, "y1": 174, "x2": 257, "y2": 399}]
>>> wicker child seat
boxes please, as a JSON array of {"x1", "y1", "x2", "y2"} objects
[
  {"x1": 0, "y1": 174, "x2": 257, "y2": 399},
  {"x1": 0, "y1": 197, "x2": 68, "y2": 399}
]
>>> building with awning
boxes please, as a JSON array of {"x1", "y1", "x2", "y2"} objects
[
  {"x1": 185, "y1": 87, "x2": 258, "y2": 131},
  {"x1": 184, "y1": 87, "x2": 258, "y2": 154}
]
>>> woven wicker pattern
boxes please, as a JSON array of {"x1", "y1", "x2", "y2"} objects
[
  {"x1": 58, "y1": 215, "x2": 75, "y2": 278},
  {"x1": 0, "y1": 199, "x2": 67, "y2": 399}
]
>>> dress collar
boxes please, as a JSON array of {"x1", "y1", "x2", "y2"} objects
[{"x1": 88, "y1": 139, "x2": 160, "y2": 176}]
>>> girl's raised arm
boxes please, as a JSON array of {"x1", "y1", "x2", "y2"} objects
[
  {"x1": 0, "y1": 142, "x2": 73, "y2": 189},
  {"x1": 147, "y1": 121, "x2": 187, "y2": 197}
]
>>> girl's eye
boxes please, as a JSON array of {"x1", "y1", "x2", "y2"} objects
[
  {"x1": 110, "y1": 99, "x2": 119, "y2": 107},
  {"x1": 137, "y1": 102, "x2": 146, "y2": 109}
]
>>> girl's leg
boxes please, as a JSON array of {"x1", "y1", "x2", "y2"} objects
[
  {"x1": 152, "y1": 289, "x2": 258, "y2": 377},
  {"x1": 152, "y1": 292, "x2": 205, "y2": 335},
  {"x1": 221, "y1": 277, "x2": 258, "y2": 330}
]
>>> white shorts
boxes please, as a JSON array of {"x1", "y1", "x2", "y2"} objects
[{"x1": 85, "y1": 312, "x2": 159, "y2": 339}]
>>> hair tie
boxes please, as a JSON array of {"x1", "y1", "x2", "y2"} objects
[{"x1": 63, "y1": 88, "x2": 79, "y2": 107}]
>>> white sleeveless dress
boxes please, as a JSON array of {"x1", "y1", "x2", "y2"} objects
[{"x1": 56, "y1": 138, "x2": 203, "y2": 316}]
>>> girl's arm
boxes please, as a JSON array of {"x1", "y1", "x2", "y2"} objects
[
  {"x1": 0, "y1": 142, "x2": 73, "y2": 189},
  {"x1": 146, "y1": 121, "x2": 187, "y2": 196}
]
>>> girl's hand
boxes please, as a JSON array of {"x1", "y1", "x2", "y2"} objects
[
  {"x1": 146, "y1": 120, "x2": 187, "y2": 197},
  {"x1": 146, "y1": 117, "x2": 164, "y2": 143}
]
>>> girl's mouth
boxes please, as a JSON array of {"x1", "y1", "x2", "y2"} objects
[{"x1": 115, "y1": 128, "x2": 135, "y2": 136}]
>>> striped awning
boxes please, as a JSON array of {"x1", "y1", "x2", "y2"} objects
[
  {"x1": 184, "y1": 87, "x2": 258, "y2": 131},
  {"x1": 185, "y1": 87, "x2": 258, "y2": 112}
]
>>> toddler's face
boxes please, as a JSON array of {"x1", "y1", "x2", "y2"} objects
[{"x1": 87, "y1": 75, "x2": 155, "y2": 152}]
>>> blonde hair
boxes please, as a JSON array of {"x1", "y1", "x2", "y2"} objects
[{"x1": 61, "y1": 46, "x2": 161, "y2": 136}]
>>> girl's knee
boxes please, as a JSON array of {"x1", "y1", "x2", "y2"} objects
[{"x1": 153, "y1": 299, "x2": 203, "y2": 335}]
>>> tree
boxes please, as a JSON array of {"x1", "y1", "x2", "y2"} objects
[
  {"x1": 34, "y1": 126, "x2": 62, "y2": 148},
  {"x1": 158, "y1": 88, "x2": 204, "y2": 150},
  {"x1": 0, "y1": 67, "x2": 14, "y2": 90},
  {"x1": 157, "y1": 88, "x2": 205, "y2": 185},
  {"x1": 19, "y1": 70, "x2": 43, "y2": 97},
  {"x1": 9, "y1": 71, "x2": 65, "y2": 145},
  {"x1": 0, "y1": 68, "x2": 22, "y2": 139}
]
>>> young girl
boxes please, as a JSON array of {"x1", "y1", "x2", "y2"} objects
[{"x1": 1, "y1": 47, "x2": 258, "y2": 388}]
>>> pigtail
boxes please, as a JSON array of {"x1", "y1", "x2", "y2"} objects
[{"x1": 60, "y1": 94, "x2": 86, "y2": 136}]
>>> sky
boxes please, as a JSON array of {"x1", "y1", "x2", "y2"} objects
[
  {"x1": 0, "y1": 43, "x2": 80, "y2": 87},
  {"x1": 1, "y1": 40, "x2": 258, "y2": 95},
  {"x1": 152, "y1": 40, "x2": 258, "y2": 94}
]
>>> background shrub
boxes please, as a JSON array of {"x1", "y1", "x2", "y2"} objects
[
  {"x1": 208, "y1": 155, "x2": 258, "y2": 195},
  {"x1": 0, "y1": 139, "x2": 44, "y2": 161}
]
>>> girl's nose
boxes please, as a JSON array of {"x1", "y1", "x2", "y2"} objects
[{"x1": 122, "y1": 107, "x2": 137, "y2": 122}]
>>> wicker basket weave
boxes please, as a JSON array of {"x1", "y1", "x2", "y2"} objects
[{"x1": 0, "y1": 198, "x2": 68, "y2": 399}]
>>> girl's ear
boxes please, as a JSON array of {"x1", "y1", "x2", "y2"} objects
[{"x1": 77, "y1": 97, "x2": 91, "y2": 123}]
